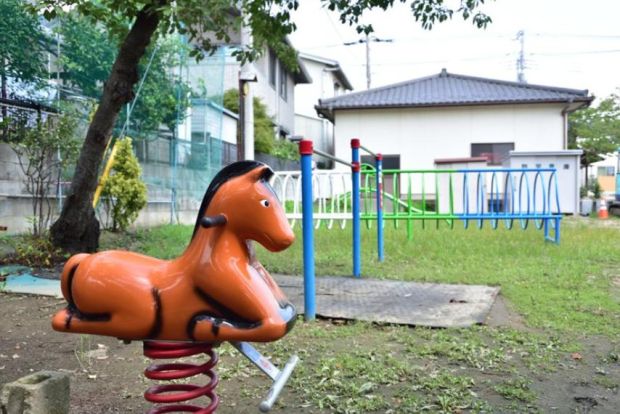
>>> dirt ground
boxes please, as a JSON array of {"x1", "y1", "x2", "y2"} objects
[
  {"x1": 1, "y1": 292, "x2": 619, "y2": 413},
  {"x1": 0, "y1": 294, "x2": 294, "y2": 413}
]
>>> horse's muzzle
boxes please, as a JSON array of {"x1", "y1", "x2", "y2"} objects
[{"x1": 278, "y1": 302, "x2": 297, "y2": 333}]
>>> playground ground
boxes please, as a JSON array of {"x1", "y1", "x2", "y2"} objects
[{"x1": 1, "y1": 216, "x2": 620, "y2": 413}]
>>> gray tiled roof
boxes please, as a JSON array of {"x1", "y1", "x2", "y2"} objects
[{"x1": 316, "y1": 69, "x2": 593, "y2": 121}]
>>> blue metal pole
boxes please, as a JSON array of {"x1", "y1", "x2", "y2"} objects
[
  {"x1": 376, "y1": 154, "x2": 384, "y2": 262},
  {"x1": 351, "y1": 138, "x2": 361, "y2": 277},
  {"x1": 299, "y1": 139, "x2": 316, "y2": 320},
  {"x1": 616, "y1": 147, "x2": 620, "y2": 202}
]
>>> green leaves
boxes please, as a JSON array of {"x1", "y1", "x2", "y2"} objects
[
  {"x1": 569, "y1": 93, "x2": 620, "y2": 167},
  {"x1": 0, "y1": 0, "x2": 47, "y2": 93}
]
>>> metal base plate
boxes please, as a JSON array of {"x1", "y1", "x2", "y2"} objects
[{"x1": 274, "y1": 275, "x2": 499, "y2": 328}]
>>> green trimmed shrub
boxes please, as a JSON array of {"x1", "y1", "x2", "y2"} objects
[{"x1": 101, "y1": 137, "x2": 147, "y2": 232}]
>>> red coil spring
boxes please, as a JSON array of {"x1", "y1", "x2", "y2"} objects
[{"x1": 143, "y1": 341, "x2": 219, "y2": 414}]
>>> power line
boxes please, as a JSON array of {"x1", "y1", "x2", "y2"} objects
[
  {"x1": 322, "y1": 9, "x2": 358, "y2": 61},
  {"x1": 356, "y1": 53, "x2": 511, "y2": 67},
  {"x1": 344, "y1": 34, "x2": 393, "y2": 89},
  {"x1": 532, "y1": 32, "x2": 620, "y2": 39},
  {"x1": 531, "y1": 49, "x2": 620, "y2": 57}
]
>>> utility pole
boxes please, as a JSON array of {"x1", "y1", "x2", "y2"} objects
[
  {"x1": 345, "y1": 35, "x2": 393, "y2": 89},
  {"x1": 365, "y1": 34, "x2": 371, "y2": 90},
  {"x1": 238, "y1": 11, "x2": 257, "y2": 161},
  {"x1": 516, "y1": 30, "x2": 526, "y2": 83}
]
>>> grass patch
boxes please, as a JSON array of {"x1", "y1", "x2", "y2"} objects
[
  {"x1": 493, "y1": 378, "x2": 536, "y2": 403},
  {"x1": 395, "y1": 326, "x2": 566, "y2": 373}
]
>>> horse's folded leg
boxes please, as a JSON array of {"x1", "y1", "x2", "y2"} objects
[
  {"x1": 191, "y1": 318, "x2": 286, "y2": 343},
  {"x1": 51, "y1": 308, "x2": 72, "y2": 331}
]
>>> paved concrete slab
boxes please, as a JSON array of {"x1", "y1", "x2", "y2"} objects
[
  {"x1": 274, "y1": 275, "x2": 499, "y2": 328},
  {"x1": 1, "y1": 266, "x2": 62, "y2": 298}
]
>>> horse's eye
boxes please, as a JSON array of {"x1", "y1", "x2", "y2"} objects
[{"x1": 260, "y1": 199, "x2": 270, "y2": 207}]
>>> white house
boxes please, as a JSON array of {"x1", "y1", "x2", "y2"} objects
[
  {"x1": 294, "y1": 53, "x2": 353, "y2": 160},
  {"x1": 315, "y1": 69, "x2": 593, "y2": 214}
]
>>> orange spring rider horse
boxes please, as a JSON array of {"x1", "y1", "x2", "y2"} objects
[{"x1": 51, "y1": 161, "x2": 298, "y2": 412}]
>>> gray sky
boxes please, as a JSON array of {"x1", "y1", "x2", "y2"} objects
[{"x1": 289, "y1": 0, "x2": 620, "y2": 100}]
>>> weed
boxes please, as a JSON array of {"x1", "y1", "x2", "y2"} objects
[
  {"x1": 593, "y1": 375, "x2": 619, "y2": 390},
  {"x1": 494, "y1": 377, "x2": 536, "y2": 403},
  {"x1": 8, "y1": 234, "x2": 67, "y2": 267}
]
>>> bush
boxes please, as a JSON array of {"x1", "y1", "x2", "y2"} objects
[
  {"x1": 589, "y1": 180, "x2": 602, "y2": 200},
  {"x1": 272, "y1": 139, "x2": 298, "y2": 161},
  {"x1": 101, "y1": 138, "x2": 148, "y2": 232}
]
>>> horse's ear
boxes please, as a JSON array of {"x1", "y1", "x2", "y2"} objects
[
  {"x1": 249, "y1": 166, "x2": 274, "y2": 182},
  {"x1": 200, "y1": 214, "x2": 227, "y2": 228}
]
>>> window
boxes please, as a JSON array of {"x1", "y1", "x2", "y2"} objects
[
  {"x1": 598, "y1": 166, "x2": 615, "y2": 176},
  {"x1": 471, "y1": 143, "x2": 514, "y2": 165},
  {"x1": 279, "y1": 62, "x2": 287, "y2": 101},
  {"x1": 334, "y1": 82, "x2": 341, "y2": 96},
  {"x1": 268, "y1": 50, "x2": 276, "y2": 88}
]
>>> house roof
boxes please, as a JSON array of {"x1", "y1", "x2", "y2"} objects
[
  {"x1": 298, "y1": 52, "x2": 354, "y2": 91},
  {"x1": 316, "y1": 69, "x2": 593, "y2": 121}
]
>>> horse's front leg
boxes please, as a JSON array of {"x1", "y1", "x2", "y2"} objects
[{"x1": 189, "y1": 312, "x2": 294, "y2": 343}]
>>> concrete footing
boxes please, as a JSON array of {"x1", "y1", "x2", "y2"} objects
[{"x1": 0, "y1": 371, "x2": 69, "y2": 414}]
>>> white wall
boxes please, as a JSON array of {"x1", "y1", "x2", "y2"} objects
[
  {"x1": 295, "y1": 57, "x2": 348, "y2": 156},
  {"x1": 221, "y1": 112, "x2": 238, "y2": 145},
  {"x1": 332, "y1": 104, "x2": 567, "y2": 171},
  {"x1": 295, "y1": 59, "x2": 342, "y2": 118}
]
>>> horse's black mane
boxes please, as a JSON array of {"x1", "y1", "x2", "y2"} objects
[{"x1": 191, "y1": 160, "x2": 274, "y2": 239}]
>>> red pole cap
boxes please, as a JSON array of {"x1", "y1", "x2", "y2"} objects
[
  {"x1": 376, "y1": 153, "x2": 383, "y2": 161},
  {"x1": 350, "y1": 138, "x2": 361, "y2": 149},
  {"x1": 351, "y1": 161, "x2": 361, "y2": 172},
  {"x1": 299, "y1": 139, "x2": 313, "y2": 155}
]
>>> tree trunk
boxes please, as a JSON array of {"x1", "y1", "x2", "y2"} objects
[{"x1": 50, "y1": 3, "x2": 163, "y2": 253}]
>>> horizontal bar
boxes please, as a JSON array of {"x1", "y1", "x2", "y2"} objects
[
  {"x1": 313, "y1": 148, "x2": 353, "y2": 167},
  {"x1": 457, "y1": 168, "x2": 557, "y2": 173},
  {"x1": 359, "y1": 144, "x2": 376, "y2": 157},
  {"x1": 360, "y1": 214, "x2": 562, "y2": 220},
  {"x1": 380, "y1": 168, "x2": 557, "y2": 174},
  {"x1": 286, "y1": 213, "x2": 351, "y2": 219}
]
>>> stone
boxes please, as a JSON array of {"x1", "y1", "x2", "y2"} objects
[{"x1": 0, "y1": 371, "x2": 69, "y2": 414}]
